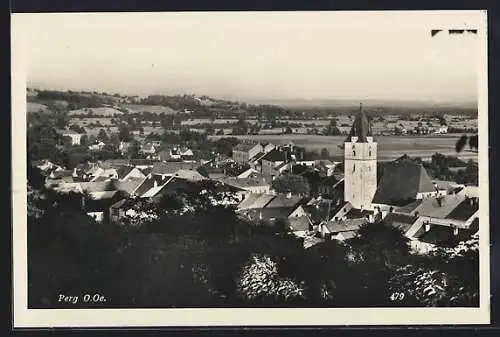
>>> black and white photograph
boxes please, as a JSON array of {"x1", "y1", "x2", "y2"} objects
[{"x1": 12, "y1": 10, "x2": 489, "y2": 327}]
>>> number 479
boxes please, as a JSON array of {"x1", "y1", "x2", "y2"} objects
[{"x1": 390, "y1": 292, "x2": 405, "y2": 301}]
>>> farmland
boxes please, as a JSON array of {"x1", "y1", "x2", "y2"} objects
[
  {"x1": 208, "y1": 134, "x2": 479, "y2": 162},
  {"x1": 123, "y1": 104, "x2": 177, "y2": 115},
  {"x1": 68, "y1": 107, "x2": 124, "y2": 116},
  {"x1": 27, "y1": 102, "x2": 48, "y2": 113}
]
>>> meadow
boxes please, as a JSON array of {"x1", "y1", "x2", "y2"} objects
[
  {"x1": 208, "y1": 134, "x2": 479, "y2": 162},
  {"x1": 123, "y1": 104, "x2": 177, "y2": 115}
]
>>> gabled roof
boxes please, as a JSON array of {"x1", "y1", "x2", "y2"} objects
[
  {"x1": 85, "y1": 192, "x2": 121, "y2": 212},
  {"x1": 152, "y1": 162, "x2": 199, "y2": 175},
  {"x1": 219, "y1": 176, "x2": 270, "y2": 189},
  {"x1": 324, "y1": 218, "x2": 367, "y2": 233},
  {"x1": 89, "y1": 190, "x2": 119, "y2": 200},
  {"x1": 457, "y1": 185, "x2": 479, "y2": 198},
  {"x1": 133, "y1": 174, "x2": 171, "y2": 197},
  {"x1": 336, "y1": 231, "x2": 358, "y2": 240},
  {"x1": 393, "y1": 199, "x2": 423, "y2": 214},
  {"x1": 289, "y1": 216, "x2": 313, "y2": 232},
  {"x1": 344, "y1": 208, "x2": 374, "y2": 219},
  {"x1": 305, "y1": 199, "x2": 347, "y2": 224},
  {"x1": 79, "y1": 181, "x2": 114, "y2": 193},
  {"x1": 171, "y1": 169, "x2": 205, "y2": 181},
  {"x1": 150, "y1": 177, "x2": 198, "y2": 200},
  {"x1": 384, "y1": 212, "x2": 419, "y2": 233},
  {"x1": 415, "y1": 225, "x2": 471, "y2": 246},
  {"x1": 91, "y1": 176, "x2": 111, "y2": 182},
  {"x1": 445, "y1": 198, "x2": 479, "y2": 221},
  {"x1": 414, "y1": 195, "x2": 468, "y2": 219},
  {"x1": 260, "y1": 148, "x2": 293, "y2": 162},
  {"x1": 372, "y1": 163, "x2": 436, "y2": 205},
  {"x1": 303, "y1": 236, "x2": 325, "y2": 249},
  {"x1": 249, "y1": 151, "x2": 269, "y2": 163},
  {"x1": 116, "y1": 177, "x2": 146, "y2": 195},
  {"x1": 234, "y1": 142, "x2": 261, "y2": 152},
  {"x1": 245, "y1": 207, "x2": 294, "y2": 221},
  {"x1": 237, "y1": 193, "x2": 275, "y2": 210},
  {"x1": 116, "y1": 165, "x2": 135, "y2": 180},
  {"x1": 264, "y1": 195, "x2": 304, "y2": 209}
]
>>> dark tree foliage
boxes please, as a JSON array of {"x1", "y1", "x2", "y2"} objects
[
  {"x1": 27, "y1": 182, "x2": 479, "y2": 309},
  {"x1": 456, "y1": 134, "x2": 468, "y2": 153},
  {"x1": 271, "y1": 174, "x2": 311, "y2": 196}
]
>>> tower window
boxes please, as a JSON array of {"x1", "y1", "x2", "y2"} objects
[
  {"x1": 353, "y1": 164, "x2": 356, "y2": 172},
  {"x1": 369, "y1": 150, "x2": 372, "y2": 156},
  {"x1": 352, "y1": 150, "x2": 356, "y2": 156}
]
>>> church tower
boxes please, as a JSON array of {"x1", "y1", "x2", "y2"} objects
[{"x1": 344, "y1": 103, "x2": 377, "y2": 210}]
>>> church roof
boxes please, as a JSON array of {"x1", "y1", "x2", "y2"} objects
[
  {"x1": 346, "y1": 103, "x2": 372, "y2": 143},
  {"x1": 372, "y1": 162, "x2": 436, "y2": 205}
]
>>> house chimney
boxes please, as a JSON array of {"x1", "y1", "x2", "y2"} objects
[
  {"x1": 286, "y1": 191, "x2": 292, "y2": 198},
  {"x1": 153, "y1": 180, "x2": 158, "y2": 188}
]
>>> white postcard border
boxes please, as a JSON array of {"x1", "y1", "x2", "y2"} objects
[{"x1": 11, "y1": 10, "x2": 490, "y2": 327}]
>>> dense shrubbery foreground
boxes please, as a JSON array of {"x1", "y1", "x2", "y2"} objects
[{"x1": 28, "y1": 183, "x2": 478, "y2": 308}]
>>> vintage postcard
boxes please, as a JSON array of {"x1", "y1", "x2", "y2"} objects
[{"x1": 12, "y1": 10, "x2": 489, "y2": 327}]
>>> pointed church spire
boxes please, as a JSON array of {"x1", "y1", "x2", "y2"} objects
[{"x1": 346, "y1": 102, "x2": 371, "y2": 142}]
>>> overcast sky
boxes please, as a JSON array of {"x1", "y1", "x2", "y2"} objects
[{"x1": 16, "y1": 11, "x2": 483, "y2": 102}]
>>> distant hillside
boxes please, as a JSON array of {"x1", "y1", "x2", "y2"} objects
[
  {"x1": 123, "y1": 104, "x2": 178, "y2": 115},
  {"x1": 243, "y1": 98, "x2": 478, "y2": 109},
  {"x1": 27, "y1": 102, "x2": 49, "y2": 113},
  {"x1": 68, "y1": 107, "x2": 124, "y2": 116}
]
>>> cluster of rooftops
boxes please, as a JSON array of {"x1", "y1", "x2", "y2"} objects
[{"x1": 33, "y1": 105, "x2": 479, "y2": 251}]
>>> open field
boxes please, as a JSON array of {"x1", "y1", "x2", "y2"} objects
[
  {"x1": 123, "y1": 104, "x2": 177, "y2": 114},
  {"x1": 68, "y1": 107, "x2": 124, "y2": 116},
  {"x1": 208, "y1": 134, "x2": 479, "y2": 162},
  {"x1": 27, "y1": 102, "x2": 49, "y2": 113}
]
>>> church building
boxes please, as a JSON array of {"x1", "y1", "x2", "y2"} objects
[{"x1": 343, "y1": 103, "x2": 377, "y2": 210}]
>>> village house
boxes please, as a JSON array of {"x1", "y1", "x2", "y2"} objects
[
  {"x1": 89, "y1": 166, "x2": 119, "y2": 181},
  {"x1": 60, "y1": 129, "x2": 84, "y2": 146},
  {"x1": 139, "y1": 142, "x2": 158, "y2": 159},
  {"x1": 88, "y1": 141, "x2": 106, "y2": 152},
  {"x1": 288, "y1": 215, "x2": 314, "y2": 238},
  {"x1": 260, "y1": 147, "x2": 295, "y2": 180},
  {"x1": 116, "y1": 165, "x2": 147, "y2": 182},
  {"x1": 238, "y1": 194, "x2": 307, "y2": 224},
  {"x1": 151, "y1": 161, "x2": 200, "y2": 176},
  {"x1": 33, "y1": 159, "x2": 64, "y2": 174},
  {"x1": 119, "y1": 141, "x2": 131, "y2": 154},
  {"x1": 232, "y1": 141, "x2": 264, "y2": 163},
  {"x1": 218, "y1": 175, "x2": 272, "y2": 197},
  {"x1": 158, "y1": 146, "x2": 195, "y2": 162}
]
